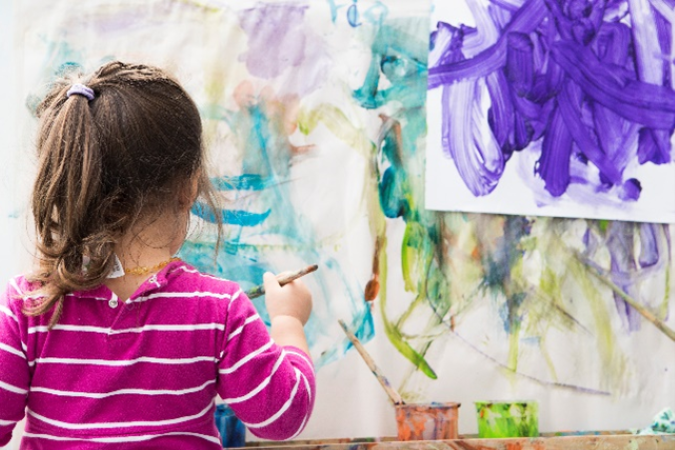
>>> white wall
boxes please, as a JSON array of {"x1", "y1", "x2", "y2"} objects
[{"x1": 1, "y1": 1, "x2": 31, "y2": 447}]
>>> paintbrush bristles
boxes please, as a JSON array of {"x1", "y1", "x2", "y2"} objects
[
  {"x1": 338, "y1": 319, "x2": 404, "y2": 405},
  {"x1": 245, "y1": 264, "x2": 319, "y2": 299}
]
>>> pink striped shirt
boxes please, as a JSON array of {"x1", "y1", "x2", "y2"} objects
[{"x1": 0, "y1": 260, "x2": 315, "y2": 449}]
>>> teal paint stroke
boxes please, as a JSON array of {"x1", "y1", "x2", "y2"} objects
[
  {"x1": 192, "y1": 201, "x2": 271, "y2": 227},
  {"x1": 352, "y1": 15, "x2": 443, "y2": 380},
  {"x1": 325, "y1": 0, "x2": 388, "y2": 27}
]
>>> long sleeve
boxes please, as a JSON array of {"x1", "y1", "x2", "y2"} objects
[
  {"x1": 0, "y1": 279, "x2": 30, "y2": 447},
  {"x1": 216, "y1": 288, "x2": 315, "y2": 441}
]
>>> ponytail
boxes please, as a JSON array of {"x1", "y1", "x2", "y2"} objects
[{"x1": 27, "y1": 80, "x2": 116, "y2": 326}]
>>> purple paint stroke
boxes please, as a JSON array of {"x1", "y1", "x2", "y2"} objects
[
  {"x1": 505, "y1": 32, "x2": 535, "y2": 97},
  {"x1": 442, "y1": 78, "x2": 505, "y2": 196},
  {"x1": 618, "y1": 178, "x2": 641, "y2": 201},
  {"x1": 512, "y1": 99, "x2": 534, "y2": 150},
  {"x1": 536, "y1": 106, "x2": 573, "y2": 196},
  {"x1": 638, "y1": 223, "x2": 659, "y2": 268},
  {"x1": 592, "y1": 103, "x2": 638, "y2": 173},
  {"x1": 592, "y1": 21, "x2": 632, "y2": 67},
  {"x1": 557, "y1": 80, "x2": 623, "y2": 185},
  {"x1": 607, "y1": 223, "x2": 641, "y2": 331},
  {"x1": 238, "y1": 4, "x2": 309, "y2": 79},
  {"x1": 487, "y1": 71, "x2": 516, "y2": 153},
  {"x1": 628, "y1": 0, "x2": 663, "y2": 86},
  {"x1": 551, "y1": 41, "x2": 675, "y2": 130},
  {"x1": 487, "y1": 67, "x2": 539, "y2": 157},
  {"x1": 544, "y1": 0, "x2": 606, "y2": 45},
  {"x1": 429, "y1": 21, "x2": 471, "y2": 68},
  {"x1": 428, "y1": 0, "x2": 548, "y2": 88},
  {"x1": 638, "y1": 128, "x2": 672, "y2": 164},
  {"x1": 529, "y1": 56, "x2": 566, "y2": 104},
  {"x1": 653, "y1": 7, "x2": 673, "y2": 88}
]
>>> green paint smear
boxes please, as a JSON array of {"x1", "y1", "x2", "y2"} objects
[
  {"x1": 475, "y1": 402, "x2": 539, "y2": 438},
  {"x1": 378, "y1": 236, "x2": 438, "y2": 380}
]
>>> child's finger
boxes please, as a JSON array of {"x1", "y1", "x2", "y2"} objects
[{"x1": 263, "y1": 272, "x2": 281, "y2": 295}]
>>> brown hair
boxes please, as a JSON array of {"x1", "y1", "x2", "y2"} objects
[{"x1": 27, "y1": 61, "x2": 222, "y2": 326}]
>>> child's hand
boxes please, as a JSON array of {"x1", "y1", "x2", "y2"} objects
[{"x1": 263, "y1": 272, "x2": 312, "y2": 325}]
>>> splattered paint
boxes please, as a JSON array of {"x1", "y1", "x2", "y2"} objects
[
  {"x1": 426, "y1": 0, "x2": 675, "y2": 223},
  {"x1": 10, "y1": 0, "x2": 675, "y2": 437}
]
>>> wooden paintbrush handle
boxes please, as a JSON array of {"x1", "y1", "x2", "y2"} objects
[
  {"x1": 246, "y1": 264, "x2": 319, "y2": 299},
  {"x1": 338, "y1": 319, "x2": 403, "y2": 405}
]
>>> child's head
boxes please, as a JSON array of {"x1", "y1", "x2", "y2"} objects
[{"x1": 28, "y1": 61, "x2": 220, "y2": 322}]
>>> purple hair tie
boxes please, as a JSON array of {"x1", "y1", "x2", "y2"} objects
[{"x1": 66, "y1": 83, "x2": 95, "y2": 101}]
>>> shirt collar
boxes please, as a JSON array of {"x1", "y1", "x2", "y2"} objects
[{"x1": 71, "y1": 259, "x2": 188, "y2": 300}]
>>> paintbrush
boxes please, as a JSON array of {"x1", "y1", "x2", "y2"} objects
[
  {"x1": 338, "y1": 319, "x2": 404, "y2": 405},
  {"x1": 245, "y1": 264, "x2": 319, "y2": 299},
  {"x1": 577, "y1": 254, "x2": 675, "y2": 343}
]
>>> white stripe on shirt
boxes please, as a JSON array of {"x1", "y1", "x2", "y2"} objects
[
  {"x1": 29, "y1": 355, "x2": 217, "y2": 367},
  {"x1": 0, "y1": 305, "x2": 18, "y2": 324},
  {"x1": 221, "y1": 351, "x2": 285, "y2": 404},
  {"x1": 245, "y1": 368, "x2": 302, "y2": 428},
  {"x1": 127, "y1": 291, "x2": 234, "y2": 304},
  {"x1": 8, "y1": 278, "x2": 23, "y2": 295},
  {"x1": 227, "y1": 314, "x2": 260, "y2": 341},
  {"x1": 0, "y1": 380, "x2": 28, "y2": 395},
  {"x1": 28, "y1": 323, "x2": 225, "y2": 335},
  {"x1": 226, "y1": 289, "x2": 243, "y2": 311},
  {"x1": 22, "y1": 431, "x2": 221, "y2": 445},
  {"x1": 0, "y1": 342, "x2": 25, "y2": 360},
  {"x1": 173, "y1": 266, "x2": 227, "y2": 282},
  {"x1": 31, "y1": 379, "x2": 216, "y2": 399},
  {"x1": 289, "y1": 412, "x2": 309, "y2": 440},
  {"x1": 0, "y1": 419, "x2": 17, "y2": 426},
  {"x1": 219, "y1": 340, "x2": 273, "y2": 375},
  {"x1": 27, "y1": 401, "x2": 214, "y2": 430},
  {"x1": 285, "y1": 350, "x2": 313, "y2": 371},
  {"x1": 299, "y1": 369, "x2": 312, "y2": 402}
]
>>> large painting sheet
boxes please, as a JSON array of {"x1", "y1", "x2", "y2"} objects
[
  {"x1": 6, "y1": 0, "x2": 675, "y2": 441},
  {"x1": 426, "y1": 0, "x2": 675, "y2": 223}
]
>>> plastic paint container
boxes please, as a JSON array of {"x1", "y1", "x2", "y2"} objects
[
  {"x1": 475, "y1": 400, "x2": 539, "y2": 438},
  {"x1": 215, "y1": 404, "x2": 246, "y2": 447},
  {"x1": 395, "y1": 402, "x2": 461, "y2": 441}
]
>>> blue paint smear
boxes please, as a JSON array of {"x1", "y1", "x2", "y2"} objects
[
  {"x1": 211, "y1": 174, "x2": 273, "y2": 191},
  {"x1": 191, "y1": 202, "x2": 271, "y2": 227},
  {"x1": 325, "y1": 0, "x2": 387, "y2": 27},
  {"x1": 325, "y1": 0, "x2": 340, "y2": 23},
  {"x1": 347, "y1": 2, "x2": 360, "y2": 28}
]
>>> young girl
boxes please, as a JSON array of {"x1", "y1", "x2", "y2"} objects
[{"x1": 0, "y1": 61, "x2": 315, "y2": 448}]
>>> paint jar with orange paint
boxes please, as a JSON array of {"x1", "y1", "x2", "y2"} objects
[{"x1": 395, "y1": 402, "x2": 461, "y2": 441}]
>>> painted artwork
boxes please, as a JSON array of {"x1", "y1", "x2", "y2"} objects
[
  {"x1": 6, "y1": 0, "x2": 675, "y2": 439},
  {"x1": 426, "y1": 0, "x2": 675, "y2": 223}
]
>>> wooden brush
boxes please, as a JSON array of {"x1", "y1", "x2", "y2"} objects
[
  {"x1": 245, "y1": 264, "x2": 319, "y2": 299},
  {"x1": 338, "y1": 319, "x2": 404, "y2": 405}
]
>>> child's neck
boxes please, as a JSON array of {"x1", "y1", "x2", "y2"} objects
[{"x1": 104, "y1": 214, "x2": 184, "y2": 301}]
